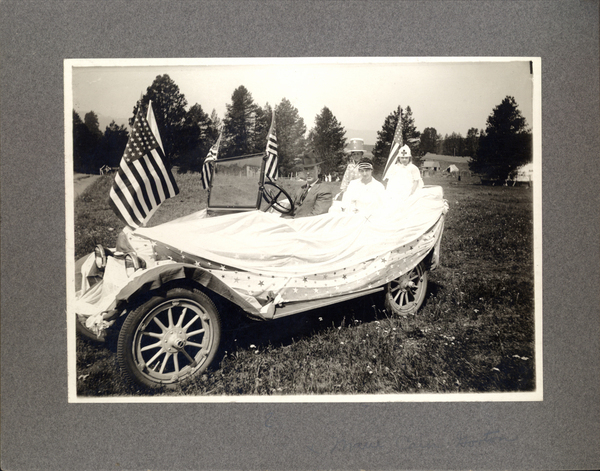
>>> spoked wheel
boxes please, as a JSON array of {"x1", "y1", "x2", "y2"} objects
[
  {"x1": 117, "y1": 287, "x2": 221, "y2": 390},
  {"x1": 385, "y1": 262, "x2": 428, "y2": 316},
  {"x1": 262, "y1": 181, "x2": 294, "y2": 214}
]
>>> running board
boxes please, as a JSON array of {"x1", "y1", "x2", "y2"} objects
[{"x1": 272, "y1": 287, "x2": 385, "y2": 319}]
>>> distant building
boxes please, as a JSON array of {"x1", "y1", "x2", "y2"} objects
[{"x1": 422, "y1": 160, "x2": 441, "y2": 171}]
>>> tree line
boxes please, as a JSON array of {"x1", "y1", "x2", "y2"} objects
[{"x1": 73, "y1": 74, "x2": 532, "y2": 181}]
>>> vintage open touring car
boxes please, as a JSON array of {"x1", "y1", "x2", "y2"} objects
[{"x1": 74, "y1": 152, "x2": 447, "y2": 390}]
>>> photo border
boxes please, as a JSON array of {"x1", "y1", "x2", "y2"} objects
[
  {"x1": 65, "y1": 56, "x2": 543, "y2": 404},
  {"x1": 2, "y1": 2, "x2": 598, "y2": 469}
]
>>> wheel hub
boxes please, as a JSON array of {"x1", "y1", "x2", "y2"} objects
[
  {"x1": 399, "y1": 276, "x2": 416, "y2": 290},
  {"x1": 164, "y1": 329, "x2": 187, "y2": 353}
]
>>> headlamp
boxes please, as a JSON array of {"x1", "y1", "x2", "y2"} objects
[
  {"x1": 125, "y1": 253, "x2": 145, "y2": 277},
  {"x1": 94, "y1": 245, "x2": 107, "y2": 270}
]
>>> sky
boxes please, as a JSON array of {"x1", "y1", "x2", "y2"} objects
[{"x1": 69, "y1": 58, "x2": 536, "y2": 145}]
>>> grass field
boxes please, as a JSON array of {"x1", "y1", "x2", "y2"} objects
[{"x1": 73, "y1": 171, "x2": 536, "y2": 397}]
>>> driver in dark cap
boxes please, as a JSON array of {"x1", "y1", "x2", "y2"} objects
[{"x1": 284, "y1": 152, "x2": 333, "y2": 218}]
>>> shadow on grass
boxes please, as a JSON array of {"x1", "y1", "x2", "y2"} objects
[{"x1": 217, "y1": 293, "x2": 387, "y2": 359}]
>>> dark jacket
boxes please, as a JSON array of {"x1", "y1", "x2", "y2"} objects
[{"x1": 289, "y1": 181, "x2": 333, "y2": 218}]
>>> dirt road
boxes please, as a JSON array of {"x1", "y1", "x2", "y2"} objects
[{"x1": 73, "y1": 174, "x2": 101, "y2": 198}]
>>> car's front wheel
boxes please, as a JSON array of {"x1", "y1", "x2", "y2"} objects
[{"x1": 117, "y1": 287, "x2": 221, "y2": 390}]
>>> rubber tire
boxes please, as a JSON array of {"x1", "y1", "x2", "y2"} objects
[
  {"x1": 117, "y1": 287, "x2": 221, "y2": 390},
  {"x1": 76, "y1": 315, "x2": 107, "y2": 342},
  {"x1": 384, "y1": 262, "x2": 428, "y2": 317}
]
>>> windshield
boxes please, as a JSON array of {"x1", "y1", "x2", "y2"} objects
[{"x1": 207, "y1": 154, "x2": 264, "y2": 212}]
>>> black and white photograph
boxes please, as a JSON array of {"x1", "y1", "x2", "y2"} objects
[
  {"x1": 3, "y1": 2, "x2": 599, "y2": 470},
  {"x1": 67, "y1": 58, "x2": 541, "y2": 401}
]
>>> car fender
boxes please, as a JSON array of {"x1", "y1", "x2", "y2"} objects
[
  {"x1": 114, "y1": 262, "x2": 262, "y2": 317},
  {"x1": 424, "y1": 214, "x2": 445, "y2": 271}
]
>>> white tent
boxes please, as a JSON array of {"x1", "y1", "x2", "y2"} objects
[
  {"x1": 445, "y1": 164, "x2": 459, "y2": 173},
  {"x1": 514, "y1": 162, "x2": 534, "y2": 182}
]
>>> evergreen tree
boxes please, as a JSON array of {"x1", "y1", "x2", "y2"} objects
[
  {"x1": 465, "y1": 127, "x2": 480, "y2": 158},
  {"x1": 275, "y1": 98, "x2": 307, "y2": 177},
  {"x1": 210, "y1": 109, "x2": 222, "y2": 130},
  {"x1": 402, "y1": 106, "x2": 421, "y2": 154},
  {"x1": 308, "y1": 107, "x2": 346, "y2": 176},
  {"x1": 419, "y1": 127, "x2": 440, "y2": 156},
  {"x1": 442, "y1": 132, "x2": 465, "y2": 156},
  {"x1": 98, "y1": 121, "x2": 129, "y2": 168},
  {"x1": 84, "y1": 111, "x2": 103, "y2": 140},
  {"x1": 251, "y1": 103, "x2": 270, "y2": 154},
  {"x1": 73, "y1": 110, "x2": 100, "y2": 173},
  {"x1": 177, "y1": 103, "x2": 213, "y2": 173},
  {"x1": 131, "y1": 74, "x2": 189, "y2": 167},
  {"x1": 469, "y1": 96, "x2": 532, "y2": 180},
  {"x1": 222, "y1": 85, "x2": 261, "y2": 157},
  {"x1": 372, "y1": 106, "x2": 421, "y2": 177}
]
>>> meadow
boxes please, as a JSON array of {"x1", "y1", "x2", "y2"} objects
[{"x1": 74, "y1": 171, "x2": 535, "y2": 397}]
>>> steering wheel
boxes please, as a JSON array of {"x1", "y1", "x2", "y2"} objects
[{"x1": 262, "y1": 181, "x2": 294, "y2": 215}]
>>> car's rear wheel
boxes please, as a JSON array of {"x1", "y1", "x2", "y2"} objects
[
  {"x1": 117, "y1": 287, "x2": 221, "y2": 390},
  {"x1": 384, "y1": 262, "x2": 428, "y2": 317}
]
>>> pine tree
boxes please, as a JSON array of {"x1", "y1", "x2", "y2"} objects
[
  {"x1": 98, "y1": 121, "x2": 129, "y2": 169},
  {"x1": 442, "y1": 132, "x2": 465, "y2": 156},
  {"x1": 73, "y1": 110, "x2": 101, "y2": 173},
  {"x1": 419, "y1": 127, "x2": 440, "y2": 156},
  {"x1": 131, "y1": 74, "x2": 189, "y2": 167},
  {"x1": 210, "y1": 109, "x2": 222, "y2": 130},
  {"x1": 275, "y1": 98, "x2": 307, "y2": 177},
  {"x1": 469, "y1": 96, "x2": 532, "y2": 180},
  {"x1": 372, "y1": 106, "x2": 421, "y2": 177},
  {"x1": 308, "y1": 107, "x2": 346, "y2": 176},
  {"x1": 251, "y1": 103, "x2": 270, "y2": 154},
  {"x1": 84, "y1": 111, "x2": 102, "y2": 140},
  {"x1": 177, "y1": 103, "x2": 213, "y2": 173},
  {"x1": 465, "y1": 128, "x2": 480, "y2": 158},
  {"x1": 222, "y1": 85, "x2": 261, "y2": 157}
]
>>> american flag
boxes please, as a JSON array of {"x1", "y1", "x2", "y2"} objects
[
  {"x1": 382, "y1": 107, "x2": 403, "y2": 181},
  {"x1": 201, "y1": 130, "x2": 222, "y2": 190},
  {"x1": 108, "y1": 101, "x2": 179, "y2": 228},
  {"x1": 264, "y1": 110, "x2": 278, "y2": 180}
]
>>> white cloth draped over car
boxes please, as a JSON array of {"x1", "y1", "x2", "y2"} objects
[{"x1": 75, "y1": 186, "x2": 447, "y2": 331}]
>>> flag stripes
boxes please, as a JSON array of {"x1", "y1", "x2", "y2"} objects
[
  {"x1": 201, "y1": 130, "x2": 221, "y2": 190},
  {"x1": 382, "y1": 107, "x2": 404, "y2": 181},
  {"x1": 109, "y1": 102, "x2": 179, "y2": 228},
  {"x1": 265, "y1": 111, "x2": 278, "y2": 180}
]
